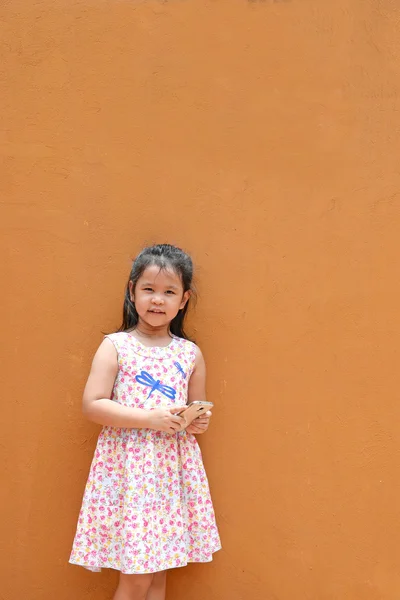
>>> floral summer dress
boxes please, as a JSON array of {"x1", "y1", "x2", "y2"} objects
[{"x1": 69, "y1": 332, "x2": 221, "y2": 574}]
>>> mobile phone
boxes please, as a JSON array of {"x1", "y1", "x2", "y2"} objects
[{"x1": 177, "y1": 401, "x2": 214, "y2": 426}]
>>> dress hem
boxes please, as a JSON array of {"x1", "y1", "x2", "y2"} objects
[{"x1": 69, "y1": 546, "x2": 222, "y2": 575}]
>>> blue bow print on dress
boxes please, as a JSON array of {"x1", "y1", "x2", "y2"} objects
[
  {"x1": 174, "y1": 361, "x2": 186, "y2": 379},
  {"x1": 135, "y1": 371, "x2": 176, "y2": 400}
]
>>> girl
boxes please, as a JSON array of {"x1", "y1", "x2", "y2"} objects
[{"x1": 70, "y1": 244, "x2": 221, "y2": 600}]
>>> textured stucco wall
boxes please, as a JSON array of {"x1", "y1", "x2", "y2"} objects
[{"x1": 2, "y1": 1, "x2": 400, "y2": 599}]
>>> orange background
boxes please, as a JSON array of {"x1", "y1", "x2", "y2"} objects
[{"x1": 2, "y1": 1, "x2": 400, "y2": 599}]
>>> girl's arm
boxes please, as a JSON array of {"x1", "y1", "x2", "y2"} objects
[
  {"x1": 186, "y1": 346, "x2": 212, "y2": 435},
  {"x1": 82, "y1": 339, "x2": 184, "y2": 432}
]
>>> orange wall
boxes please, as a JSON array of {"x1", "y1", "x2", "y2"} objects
[{"x1": 2, "y1": 1, "x2": 400, "y2": 598}]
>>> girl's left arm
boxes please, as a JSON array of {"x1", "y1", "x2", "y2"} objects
[{"x1": 186, "y1": 346, "x2": 212, "y2": 435}]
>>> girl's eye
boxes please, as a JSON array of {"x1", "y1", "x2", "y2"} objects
[
  {"x1": 144, "y1": 288, "x2": 153, "y2": 292},
  {"x1": 166, "y1": 290, "x2": 175, "y2": 295}
]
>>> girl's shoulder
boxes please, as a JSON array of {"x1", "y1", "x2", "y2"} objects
[
  {"x1": 173, "y1": 336, "x2": 197, "y2": 352},
  {"x1": 103, "y1": 331, "x2": 130, "y2": 351},
  {"x1": 104, "y1": 331, "x2": 127, "y2": 342},
  {"x1": 173, "y1": 336, "x2": 199, "y2": 364}
]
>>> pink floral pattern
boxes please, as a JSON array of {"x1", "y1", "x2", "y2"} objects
[{"x1": 70, "y1": 333, "x2": 221, "y2": 574}]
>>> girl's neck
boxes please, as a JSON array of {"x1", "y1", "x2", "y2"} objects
[{"x1": 132, "y1": 321, "x2": 171, "y2": 341}]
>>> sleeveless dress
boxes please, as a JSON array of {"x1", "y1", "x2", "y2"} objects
[{"x1": 69, "y1": 332, "x2": 221, "y2": 574}]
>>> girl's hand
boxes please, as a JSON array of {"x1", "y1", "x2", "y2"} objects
[
  {"x1": 147, "y1": 407, "x2": 185, "y2": 433},
  {"x1": 186, "y1": 411, "x2": 212, "y2": 435}
]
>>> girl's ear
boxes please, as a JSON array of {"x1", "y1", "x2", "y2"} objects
[
  {"x1": 180, "y1": 290, "x2": 191, "y2": 310},
  {"x1": 128, "y1": 281, "x2": 135, "y2": 303}
]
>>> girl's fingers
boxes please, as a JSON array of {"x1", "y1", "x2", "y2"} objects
[
  {"x1": 169, "y1": 406, "x2": 185, "y2": 414},
  {"x1": 196, "y1": 412, "x2": 211, "y2": 421},
  {"x1": 170, "y1": 413, "x2": 185, "y2": 425},
  {"x1": 187, "y1": 412, "x2": 212, "y2": 433}
]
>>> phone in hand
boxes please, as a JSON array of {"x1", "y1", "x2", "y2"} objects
[{"x1": 177, "y1": 401, "x2": 214, "y2": 427}]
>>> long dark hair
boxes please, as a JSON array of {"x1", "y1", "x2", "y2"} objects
[{"x1": 117, "y1": 244, "x2": 195, "y2": 340}]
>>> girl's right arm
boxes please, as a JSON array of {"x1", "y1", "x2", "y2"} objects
[{"x1": 82, "y1": 338, "x2": 184, "y2": 432}]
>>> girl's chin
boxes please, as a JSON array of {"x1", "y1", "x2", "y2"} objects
[{"x1": 138, "y1": 313, "x2": 169, "y2": 327}]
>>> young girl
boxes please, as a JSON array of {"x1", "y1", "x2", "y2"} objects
[{"x1": 70, "y1": 244, "x2": 221, "y2": 600}]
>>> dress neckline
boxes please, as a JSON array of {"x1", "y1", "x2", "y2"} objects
[
  {"x1": 124, "y1": 331, "x2": 175, "y2": 349},
  {"x1": 121, "y1": 331, "x2": 178, "y2": 360}
]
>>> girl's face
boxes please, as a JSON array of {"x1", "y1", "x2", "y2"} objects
[{"x1": 129, "y1": 264, "x2": 190, "y2": 329}]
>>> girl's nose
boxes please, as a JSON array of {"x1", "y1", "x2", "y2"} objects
[{"x1": 152, "y1": 295, "x2": 164, "y2": 305}]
